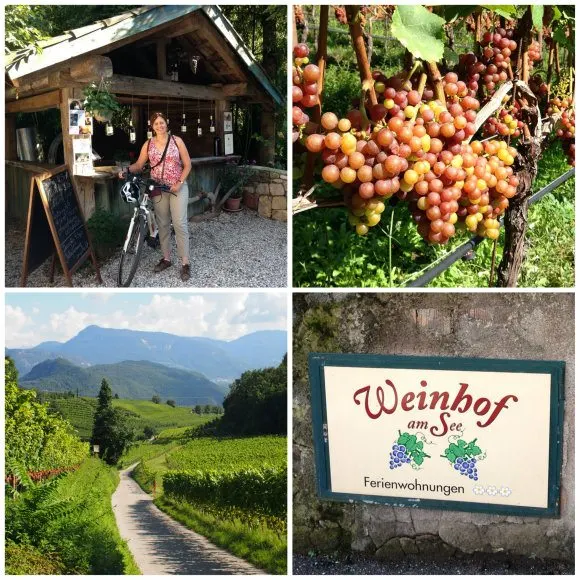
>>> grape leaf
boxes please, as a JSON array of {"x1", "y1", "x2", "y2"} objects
[
  {"x1": 391, "y1": 6, "x2": 446, "y2": 63},
  {"x1": 483, "y1": 5, "x2": 517, "y2": 19},
  {"x1": 471, "y1": 445, "x2": 482, "y2": 455},
  {"x1": 398, "y1": 433, "x2": 410, "y2": 445},
  {"x1": 457, "y1": 440, "x2": 467, "y2": 448},
  {"x1": 406, "y1": 435, "x2": 418, "y2": 451},
  {"x1": 445, "y1": 450, "x2": 456, "y2": 462},
  {"x1": 442, "y1": 6, "x2": 478, "y2": 23},
  {"x1": 416, "y1": 441, "x2": 424, "y2": 450},
  {"x1": 414, "y1": 455, "x2": 424, "y2": 466},
  {"x1": 444, "y1": 47, "x2": 459, "y2": 66},
  {"x1": 531, "y1": 6, "x2": 544, "y2": 31},
  {"x1": 450, "y1": 443, "x2": 463, "y2": 457},
  {"x1": 553, "y1": 25, "x2": 572, "y2": 50}
]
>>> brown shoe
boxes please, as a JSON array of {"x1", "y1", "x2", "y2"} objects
[
  {"x1": 180, "y1": 264, "x2": 191, "y2": 282},
  {"x1": 154, "y1": 258, "x2": 172, "y2": 273}
]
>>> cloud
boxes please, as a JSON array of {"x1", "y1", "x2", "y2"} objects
[
  {"x1": 5, "y1": 305, "x2": 36, "y2": 347},
  {"x1": 6, "y1": 293, "x2": 287, "y2": 347}
]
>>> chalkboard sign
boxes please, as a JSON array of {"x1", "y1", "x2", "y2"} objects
[{"x1": 21, "y1": 165, "x2": 101, "y2": 286}]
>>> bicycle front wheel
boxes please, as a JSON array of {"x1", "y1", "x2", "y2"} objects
[{"x1": 117, "y1": 214, "x2": 147, "y2": 287}]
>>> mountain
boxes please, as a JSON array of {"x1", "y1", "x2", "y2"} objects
[
  {"x1": 21, "y1": 358, "x2": 227, "y2": 406},
  {"x1": 7, "y1": 326, "x2": 287, "y2": 381}
]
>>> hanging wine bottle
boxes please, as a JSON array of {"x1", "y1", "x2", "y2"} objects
[
  {"x1": 197, "y1": 114, "x2": 202, "y2": 137},
  {"x1": 209, "y1": 114, "x2": 215, "y2": 133},
  {"x1": 181, "y1": 113, "x2": 187, "y2": 133},
  {"x1": 129, "y1": 121, "x2": 136, "y2": 143},
  {"x1": 147, "y1": 119, "x2": 153, "y2": 139}
]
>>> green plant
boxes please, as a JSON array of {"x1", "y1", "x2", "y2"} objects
[
  {"x1": 218, "y1": 164, "x2": 255, "y2": 199},
  {"x1": 82, "y1": 82, "x2": 121, "y2": 121},
  {"x1": 86, "y1": 209, "x2": 126, "y2": 260}
]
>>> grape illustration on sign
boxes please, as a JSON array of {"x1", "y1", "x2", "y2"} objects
[
  {"x1": 389, "y1": 432, "x2": 430, "y2": 470},
  {"x1": 443, "y1": 438, "x2": 484, "y2": 481}
]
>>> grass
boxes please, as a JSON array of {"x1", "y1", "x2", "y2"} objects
[
  {"x1": 5, "y1": 457, "x2": 140, "y2": 575},
  {"x1": 155, "y1": 495, "x2": 287, "y2": 574}
]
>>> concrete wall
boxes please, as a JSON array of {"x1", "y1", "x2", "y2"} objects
[{"x1": 293, "y1": 293, "x2": 574, "y2": 561}]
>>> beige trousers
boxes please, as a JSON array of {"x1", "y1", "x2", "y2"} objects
[{"x1": 153, "y1": 182, "x2": 190, "y2": 262}]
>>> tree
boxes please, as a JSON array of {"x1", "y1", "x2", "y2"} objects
[
  {"x1": 151, "y1": 395, "x2": 161, "y2": 404},
  {"x1": 114, "y1": 393, "x2": 119, "y2": 399},
  {"x1": 143, "y1": 426, "x2": 156, "y2": 439},
  {"x1": 203, "y1": 404, "x2": 213, "y2": 414},
  {"x1": 166, "y1": 400, "x2": 176, "y2": 408},
  {"x1": 221, "y1": 355, "x2": 287, "y2": 435},
  {"x1": 91, "y1": 378, "x2": 133, "y2": 465},
  {"x1": 193, "y1": 405, "x2": 202, "y2": 415}
]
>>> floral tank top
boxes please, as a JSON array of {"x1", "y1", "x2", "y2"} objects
[{"x1": 148, "y1": 135, "x2": 183, "y2": 186}]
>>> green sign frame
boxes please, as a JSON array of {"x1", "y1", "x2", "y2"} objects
[{"x1": 308, "y1": 352, "x2": 565, "y2": 517}]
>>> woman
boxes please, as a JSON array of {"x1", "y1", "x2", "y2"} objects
[{"x1": 120, "y1": 112, "x2": 192, "y2": 281}]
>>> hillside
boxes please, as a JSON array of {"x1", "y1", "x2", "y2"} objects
[
  {"x1": 21, "y1": 358, "x2": 226, "y2": 405},
  {"x1": 8, "y1": 327, "x2": 287, "y2": 382},
  {"x1": 43, "y1": 395, "x2": 217, "y2": 440}
]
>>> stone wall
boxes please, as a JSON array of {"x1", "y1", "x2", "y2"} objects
[
  {"x1": 293, "y1": 293, "x2": 575, "y2": 562},
  {"x1": 241, "y1": 166, "x2": 287, "y2": 221}
]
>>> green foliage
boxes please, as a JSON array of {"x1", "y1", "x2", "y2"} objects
[
  {"x1": 5, "y1": 6, "x2": 48, "y2": 53},
  {"x1": 219, "y1": 357, "x2": 287, "y2": 436},
  {"x1": 5, "y1": 458, "x2": 139, "y2": 574},
  {"x1": 5, "y1": 358, "x2": 88, "y2": 475},
  {"x1": 397, "y1": 432, "x2": 430, "y2": 466},
  {"x1": 167, "y1": 399, "x2": 176, "y2": 408},
  {"x1": 82, "y1": 82, "x2": 121, "y2": 120},
  {"x1": 91, "y1": 379, "x2": 133, "y2": 465},
  {"x1": 163, "y1": 466, "x2": 286, "y2": 523},
  {"x1": 86, "y1": 209, "x2": 126, "y2": 260},
  {"x1": 391, "y1": 6, "x2": 446, "y2": 62},
  {"x1": 152, "y1": 394, "x2": 161, "y2": 404},
  {"x1": 166, "y1": 436, "x2": 286, "y2": 472}
]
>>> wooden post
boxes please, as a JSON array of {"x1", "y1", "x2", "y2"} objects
[
  {"x1": 5, "y1": 115, "x2": 18, "y2": 161},
  {"x1": 215, "y1": 99, "x2": 226, "y2": 155},
  {"x1": 60, "y1": 87, "x2": 96, "y2": 218}
]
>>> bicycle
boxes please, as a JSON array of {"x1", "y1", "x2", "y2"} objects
[{"x1": 117, "y1": 173, "x2": 171, "y2": 287}]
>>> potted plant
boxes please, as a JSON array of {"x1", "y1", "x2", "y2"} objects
[
  {"x1": 225, "y1": 188, "x2": 242, "y2": 211},
  {"x1": 82, "y1": 82, "x2": 121, "y2": 122},
  {"x1": 218, "y1": 164, "x2": 254, "y2": 212}
]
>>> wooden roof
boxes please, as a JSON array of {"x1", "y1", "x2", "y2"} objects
[{"x1": 5, "y1": 5, "x2": 282, "y2": 106}]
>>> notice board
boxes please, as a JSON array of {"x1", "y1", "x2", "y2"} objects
[
  {"x1": 309, "y1": 353, "x2": 565, "y2": 517},
  {"x1": 21, "y1": 165, "x2": 101, "y2": 286}
]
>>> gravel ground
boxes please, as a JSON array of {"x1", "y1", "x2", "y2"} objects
[
  {"x1": 293, "y1": 553, "x2": 574, "y2": 575},
  {"x1": 7, "y1": 209, "x2": 287, "y2": 288}
]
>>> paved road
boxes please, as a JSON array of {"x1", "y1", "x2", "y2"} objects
[{"x1": 112, "y1": 465, "x2": 264, "y2": 575}]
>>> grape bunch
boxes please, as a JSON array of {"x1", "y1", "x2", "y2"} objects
[
  {"x1": 292, "y1": 43, "x2": 321, "y2": 142},
  {"x1": 529, "y1": 74, "x2": 548, "y2": 99},
  {"x1": 304, "y1": 68, "x2": 518, "y2": 242},
  {"x1": 453, "y1": 456, "x2": 479, "y2": 480},
  {"x1": 558, "y1": 109, "x2": 575, "y2": 166},
  {"x1": 483, "y1": 100, "x2": 524, "y2": 138},
  {"x1": 334, "y1": 6, "x2": 347, "y2": 25},
  {"x1": 477, "y1": 27, "x2": 516, "y2": 95},
  {"x1": 389, "y1": 443, "x2": 412, "y2": 470},
  {"x1": 528, "y1": 40, "x2": 542, "y2": 65}
]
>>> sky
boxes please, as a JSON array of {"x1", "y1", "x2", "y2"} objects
[{"x1": 5, "y1": 291, "x2": 287, "y2": 348}]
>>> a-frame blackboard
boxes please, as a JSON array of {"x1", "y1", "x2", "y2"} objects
[{"x1": 21, "y1": 165, "x2": 102, "y2": 286}]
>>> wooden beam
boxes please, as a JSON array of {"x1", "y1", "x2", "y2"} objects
[
  {"x1": 109, "y1": 74, "x2": 234, "y2": 101},
  {"x1": 6, "y1": 90, "x2": 61, "y2": 113},
  {"x1": 156, "y1": 39, "x2": 169, "y2": 81},
  {"x1": 70, "y1": 55, "x2": 113, "y2": 82},
  {"x1": 222, "y1": 83, "x2": 248, "y2": 97},
  {"x1": 189, "y1": 13, "x2": 247, "y2": 82}
]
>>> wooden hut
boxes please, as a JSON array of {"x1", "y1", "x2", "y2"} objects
[{"x1": 5, "y1": 6, "x2": 283, "y2": 221}]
